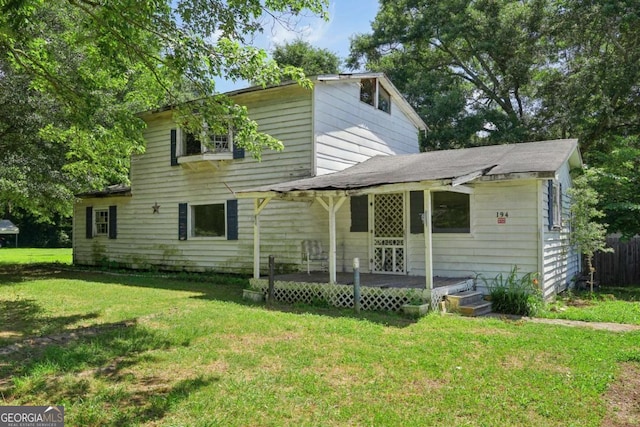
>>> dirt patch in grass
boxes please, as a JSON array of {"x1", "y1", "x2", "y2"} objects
[{"x1": 602, "y1": 362, "x2": 640, "y2": 427}]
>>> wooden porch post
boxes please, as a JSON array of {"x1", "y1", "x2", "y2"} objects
[
  {"x1": 253, "y1": 197, "x2": 271, "y2": 279},
  {"x1": 423, "y1": 189, "x2": 433, "y2": 290},
  {"x1": 316, "y1": 195, "x2": 347, "y2": 284}
]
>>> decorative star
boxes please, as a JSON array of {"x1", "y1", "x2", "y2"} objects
[{"x1": 152, "y1": 202, "x2": 161, "y2": 214}]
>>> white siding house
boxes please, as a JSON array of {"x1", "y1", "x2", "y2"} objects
[
  {"x1": 237, "y1": 139, "x2": 583, "y2": 300},
  {"x1": 72, "y1": 73, "x2": 426, "y2": 273},
  {"x1": 73, "y1": 73, "x2": 582, "y2": 303}
]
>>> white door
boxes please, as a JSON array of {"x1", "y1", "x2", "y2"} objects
[{"x1": 372, "y1": 193, "x2": 406, "y2": 273}]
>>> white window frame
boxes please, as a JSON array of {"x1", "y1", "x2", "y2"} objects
[
  {"x1": 189, "y1": 202, "x2": 227, "y2": 239},
  {"x1": 94, "y1": 208, "x2": 109, "y2": 236},
  {"x1": 177, "y1": 127, "x2": 234, "y2": 162},
  {"x1": 359, "y1": 78, "x2": 391, "y2": 114}
]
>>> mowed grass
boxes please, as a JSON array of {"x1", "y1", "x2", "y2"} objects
[
  {"x1": 1, "y1": 266, "x2": 639, "y2": 426},
  {"x1": 0, "y1": 248, "x2": 72, "y2": 265},
  {"x1": 542, "y1": 287, "x2": 640, "y2": 325}
]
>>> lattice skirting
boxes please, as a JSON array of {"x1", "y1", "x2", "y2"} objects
[{"x1": 249, "y1": 279, "x2": 427, "y2": 312}]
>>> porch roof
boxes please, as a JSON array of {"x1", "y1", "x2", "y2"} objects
[{"x1": 237, "y1": 139, "x2": 580, "y2": 196}]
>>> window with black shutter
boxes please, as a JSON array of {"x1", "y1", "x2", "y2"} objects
[
  {"x1": 178, "y1": 203, "x2": 188, "y2": 240},
  {"x1": 108, "y1": 205, "x2": 117, "y2": 239},
  {"x1": 226, "y1": 199, "x2": 238, "y2": 240},
  {"x1": 85, "y1": 206, "x2": 93, "y2": 239}
]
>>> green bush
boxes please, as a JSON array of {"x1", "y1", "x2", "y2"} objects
[{"x1": 481, "y1": 266, "x2": 543, "y2": 316}]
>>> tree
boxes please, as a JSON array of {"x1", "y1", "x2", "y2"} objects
[
  {"x1": 0, "y1": 0, "x2": 327, "y2": 222},
  {"x1": 585, "y1": 137, "x2": 640, "y2": 239},
  {"x1": 569, "y1": 171, "x2": 613, "y2": 292},
  {"x1": 272, "y1": 39, "x2": 341, "y2": 75},
  {"x1": 349, "y1": 0, "x2": 640, "y2": 236},
  {"x1": 348, "y1": 0, "x2": 551, "y2": 149}
]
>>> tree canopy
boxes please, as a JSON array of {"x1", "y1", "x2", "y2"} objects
[
  {"x1": 349, "y1": 0, "x2": 640, "y2": 236},
  {"x1": 273, "y1": 39, "x2": 341, "y2": 75},
  {"x1": 0, "y1": 0, "x2": 327, "y2": 221}
]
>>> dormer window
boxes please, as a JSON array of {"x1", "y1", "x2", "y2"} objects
[{"x1": 359, "y1": 78, "x2": 391, "y2": 114}]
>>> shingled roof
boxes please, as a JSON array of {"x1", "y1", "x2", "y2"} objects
[{"x1": 239, "y1": 139, "x2": 581, "y2": 195}]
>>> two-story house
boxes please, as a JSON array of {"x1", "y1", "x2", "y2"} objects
[{"x1": 73, "y1": 72, "x2": 582, "y2": 310}]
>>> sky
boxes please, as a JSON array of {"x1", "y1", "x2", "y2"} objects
[{"x1": 215, "y1": 0, "x2": 379, "y2": 92}]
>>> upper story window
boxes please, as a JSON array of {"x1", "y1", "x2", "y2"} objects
[
  {"x1": 179, "y1": 128, "x2": 234, "y2": 157},
  {"x1": 359, "y1": 78, "x2": 391, "y2": 114},
  {"x1": 170, "y1": 127, "x2": 244, "y2": 167}
]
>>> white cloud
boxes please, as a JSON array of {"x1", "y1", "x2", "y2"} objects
[{"x1": 263, "y1": 2, "x2": 336, "y2": 49}]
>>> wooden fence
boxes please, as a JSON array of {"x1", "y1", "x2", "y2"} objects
[{"x1": 592, "y1": 236, "x2": 640, "y2": 286}]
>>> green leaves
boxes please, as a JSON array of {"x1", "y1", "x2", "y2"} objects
[
  {"x1": 272, "y1": 39, "x2": 341, "y2": 76},
  {"x1": 0, "y1": 0, "x2": 327, "y2": 220}
]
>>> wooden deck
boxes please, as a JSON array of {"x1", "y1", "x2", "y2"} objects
[{"x1": 268, "y1": 272, "x2": 469, "y2": 289}]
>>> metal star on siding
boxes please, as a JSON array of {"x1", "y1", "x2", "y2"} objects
[{"x1": 152, "y1": 202, "x2": 161, "y2": 214}]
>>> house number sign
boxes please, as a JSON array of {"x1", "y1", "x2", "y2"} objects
[{"x1": 496, "y1": 211, "x2": 509, "y2": 224}]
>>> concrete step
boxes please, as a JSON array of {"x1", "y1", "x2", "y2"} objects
[
  {"x1": 446, "y1": 290, "x2": 485, "y2": 310},
  {"x1": 458, "y1": 300, "x2": 493, "y2": 317}
]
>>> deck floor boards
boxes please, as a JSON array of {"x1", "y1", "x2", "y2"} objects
[{"x1": 266, "y1": 272, "x2": 468, "y2": 289}]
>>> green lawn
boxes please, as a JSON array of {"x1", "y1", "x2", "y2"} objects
[
  {"x1": 541, "y1": 287, "x2": 640, "y2": 325},
  {"x1": 1, "y1": 265, "x2": 639, "y2": 426},
  {"x1": 0, "y1": 248, "x2": 72, "y2": 265}
]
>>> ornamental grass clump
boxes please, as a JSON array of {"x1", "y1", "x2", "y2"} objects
[{"x1": 482, "y1": 266, "x2": 543, "y2": 316}]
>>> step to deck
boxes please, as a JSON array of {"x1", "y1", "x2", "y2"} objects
[
  {"x1": 457, "y1": 300, "x2": 493, "y2": 317},
  {"x1": 446, "y1": 291, "x2": 492, "y2": 317},
  {"x1": 446, "y1": 290, "x2": 484, "y2": 309}
]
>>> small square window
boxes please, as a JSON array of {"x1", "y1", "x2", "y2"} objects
[
  {"x1": 95, "y1": 209, "x2": 109, "y2": 236},
  {"x1": 432, "y1": 192, "x2": 470, "y2": 233},
  {"x1": 192, "y1": 204, "x2": 225, "y2": 237}
]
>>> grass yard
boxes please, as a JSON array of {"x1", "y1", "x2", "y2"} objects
[
  {"x1": 0, "y1": 248, "x2": 72, "y2": 265},
  {"x1": 1, "y1": 265, "x2": 639, "y2": 426},
  {"x1": 541, "y1": 287, "x2": 640, "y2": 325}
]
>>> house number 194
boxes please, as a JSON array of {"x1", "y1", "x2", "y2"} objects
[{"x1": 496, "y1": 211, "x2": 508, "y2": 224}]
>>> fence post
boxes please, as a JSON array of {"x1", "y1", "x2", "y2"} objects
[
  {"x1": 353, "y1": 258, "x2": 361, "y2": 313},
  {"x1": 268, "y1": 255, "x2": 275, "y2": 305}
]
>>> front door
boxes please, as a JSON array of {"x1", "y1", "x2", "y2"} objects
[{"x1": 372, "y1": 193, "x2": 406, "y2": 273}]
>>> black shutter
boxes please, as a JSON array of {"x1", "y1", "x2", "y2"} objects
[
  {"x1": 85, "y1": 206, "x2": 93, "y2": 239},
  {"x1": 548, "y1": 180, "x2": 554, "y2": 230},
  {"x1": 559, "y1": 182, "x2": 563, "y2": 226},
  {"x1": 410, "y1": 191, "x2": 425, "y2": 234},
  {"x1": 170, "y1": 129, "x2": 178, "y2": 166},
  {"x1": 350, "y1": 195, "x2": 368, "y2": 232},
  {"x1": 178, "y1": 203, "x2": 188, "y2": 240},
  {"x1": 232, "y1": 144, "x2": 245, "y2": 159},
  {"x1": 226, "y1": 199, "x2": 238, "y2": 240},
  {"x1": 108, "y1": 205, "x2": 117, "y2": 239}
]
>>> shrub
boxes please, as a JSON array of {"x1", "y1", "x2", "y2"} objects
[{"x1": 481, "y1": 266, "x2": 543, "y2": 316}]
